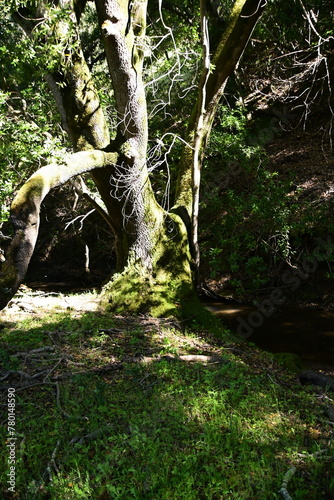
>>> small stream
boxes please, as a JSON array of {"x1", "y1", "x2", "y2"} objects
[{"x1": 206, "y1": 303, "x2": 334, "y2": 370}]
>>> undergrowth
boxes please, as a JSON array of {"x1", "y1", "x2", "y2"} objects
[
  {"x1": 0, "y1": 292, "x2": 333, "y2": 499},
  {"x1": 200, "y1": 105, "x2": 334, "y2": 298}
]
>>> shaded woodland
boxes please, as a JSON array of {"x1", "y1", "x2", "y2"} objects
[
  {"x1": 0, "y1": 0, "x2": 333, "y2": 310},
  {"x1": 1, "y1": 0, "x2": 334, "y2": 498}
]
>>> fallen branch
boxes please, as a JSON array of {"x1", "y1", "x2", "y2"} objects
[
  {"x1": 11, "y1": 346, "x2": 56, "y2": 358},
  {"x1": 0, "y1": 369, "x2": 56, "y2": 383},
  {"x1": 69, "y1": 425, "x2": 113, "y2": 445},
  {"x1": 52, "y1": 353, "x2": 226, "y2": 380},
  {"x1": 279, "y1": 466, "x2": 296, "y2": 500},
  {"x1": 45, "y1": 439, "x2": 61, "y2": 483},
  {"x1": 55, "y1": 381, "x2": 88, "y2": 421},
  {"x1": 298, "y1": 449, "x2": 332, "y2": 459},
  {"x1": 0, "y1": 370, "x2": 34, "y2": 382},
  {"x1": 52, "y1": 361, "x2": 124, "y2": 380},
  {"x1": 1, "y1": 352, "x2": 227, "y2": 387},
  {"x1": 0, "y1": 381, "x2": 56, "y2": 391}
]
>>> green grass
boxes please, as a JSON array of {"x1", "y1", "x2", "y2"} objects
[{"x1": 0, "y1": 294, "x2": 333, "y2": 499}]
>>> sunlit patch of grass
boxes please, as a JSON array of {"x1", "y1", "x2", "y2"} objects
[{"x1": 1, "y1": 296, "x2": 333, "y2": 499}]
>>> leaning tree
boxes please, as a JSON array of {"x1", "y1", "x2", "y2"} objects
[{"x1": 0, "y1": 0, "x2": 266, "y2": 316}]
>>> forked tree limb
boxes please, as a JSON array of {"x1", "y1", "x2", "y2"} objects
[{"x1": 0, "y1": 150, "x2": 117, "y2": 310}]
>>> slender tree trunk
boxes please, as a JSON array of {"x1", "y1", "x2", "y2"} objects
[{"x1": 174, "y1": 0, "x2": 266, "y2": 279}]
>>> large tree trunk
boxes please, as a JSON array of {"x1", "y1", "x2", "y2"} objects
[
  {"x1": 0, "y1": 0, "x2": 265, "y2": 322},
  {"x1": 94, "y1": 0, "x2": 198, "y2": 317}
]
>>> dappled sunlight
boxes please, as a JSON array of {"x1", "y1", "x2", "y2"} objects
[{"x1": 1, "y1": 296, "x2": 334, "y2": 498}]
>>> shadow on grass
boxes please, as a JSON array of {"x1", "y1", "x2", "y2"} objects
[{"x1": 0, "y1": 307, "x2": 333, "y2": 499}]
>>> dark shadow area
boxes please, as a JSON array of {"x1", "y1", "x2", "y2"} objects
[{"x1": 207, "y1": 303, "x2": 334, "y2": 370}]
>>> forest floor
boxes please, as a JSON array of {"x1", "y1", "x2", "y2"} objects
[{"x1": 1, "y1": 287, "x2": 334, "y2": 499}]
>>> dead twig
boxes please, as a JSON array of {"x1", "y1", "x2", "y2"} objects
[
  {"x1": 45, "y1": 439, "x2": 61, "y2": 482},
  {"x1": 11, "y1": 346, "x2": 56, "y2": 358},
  {"x1": 0, "y1": 370, "x2": 34, "y2": 382},
  {"x1": 69, "y1": 425, "x2": 113, "y2": 446},
  {"x1": 55, "y1": 381, "x2": 88, "y2": 421},
  {"x1": 52, "y1": 354, "x2": 227, "y2": 381},
  {"x1": 52, "y1": 361, "x2": 124, "y2": 380}
]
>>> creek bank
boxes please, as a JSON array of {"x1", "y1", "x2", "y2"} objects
[{"x1": 206, "y1": 302, "x2": 334, "y2": 374}]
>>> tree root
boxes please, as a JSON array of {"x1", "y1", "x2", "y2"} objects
[{"x1": 299, "y1": 370, "x2": 334, "y2": 391}]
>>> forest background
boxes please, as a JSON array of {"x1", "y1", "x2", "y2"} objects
[{"x1": 0, "y1": 0, "x2": 333, "y2": 310}]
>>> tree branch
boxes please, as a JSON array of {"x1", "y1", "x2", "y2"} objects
[{"x1": 0, "y1": 150, "x2": 117, "y2": 310}]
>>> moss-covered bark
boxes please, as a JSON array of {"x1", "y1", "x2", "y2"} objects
[
  {"x1": 100, "y1": 212, "x2": 192, "y2": 316},
  {"x1": 0, "y1": 151, "x2": 117, "y2": 310},
  {"x1": 92, "y1": 0, "x2": 198, "y2": 316}
]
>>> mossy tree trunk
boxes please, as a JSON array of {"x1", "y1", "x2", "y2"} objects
[
  {"x1": 0, "y1": 0, "x2": 265, "y2": 320},
  {"x1": 1, "y1": 0, "x2": 195, "y2": 316},
  {"x1": 174, "y1": 0, "x2": 266, "y2": 275},
  {"x1": 0, "y1": 151, "x2": 117, "y2": 310}
]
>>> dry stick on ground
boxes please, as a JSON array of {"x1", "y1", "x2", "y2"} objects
[
  {"x1": 69, "y1": 425, "x2": 114, "y2": 446},
  {"x1": 52, "y1": 361, "x2": 124, "y2": 381},
  {"x1": 298, "y1": 449, "x2": 333, "y2": 460},
  {"x1": 55, "y1": 381, "x2": 89, "y2": 421},
  {"x1": 0, "y1": 370, "x2": 34, "y2": 382},
  {"x1": 2, "y1": 347, "x2": 63, "y2": 387},
  {"x1": 0, "y1": 381, "x2": 56, "y2": 391},
  {"x1": 52, "y1": 354, "x2": 227, "y2": 380},
  {"x1": 44, "y1": 439, "x2": 61, "y2": 483},
  {"x1": 0, "y1": 369, "x2": 57, "y2": 384},
  {"x1": 10, "y1": 346, "x2": 56, "y2": 358}
]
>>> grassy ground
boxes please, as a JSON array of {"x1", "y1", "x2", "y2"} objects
[{"x1": 1, "y1": 287, "x2": 333, "y2": 499}]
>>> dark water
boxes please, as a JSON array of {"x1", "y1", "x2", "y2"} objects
[{"x1": 206, "y1": 303, "x2": 334, "y2": 370}]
